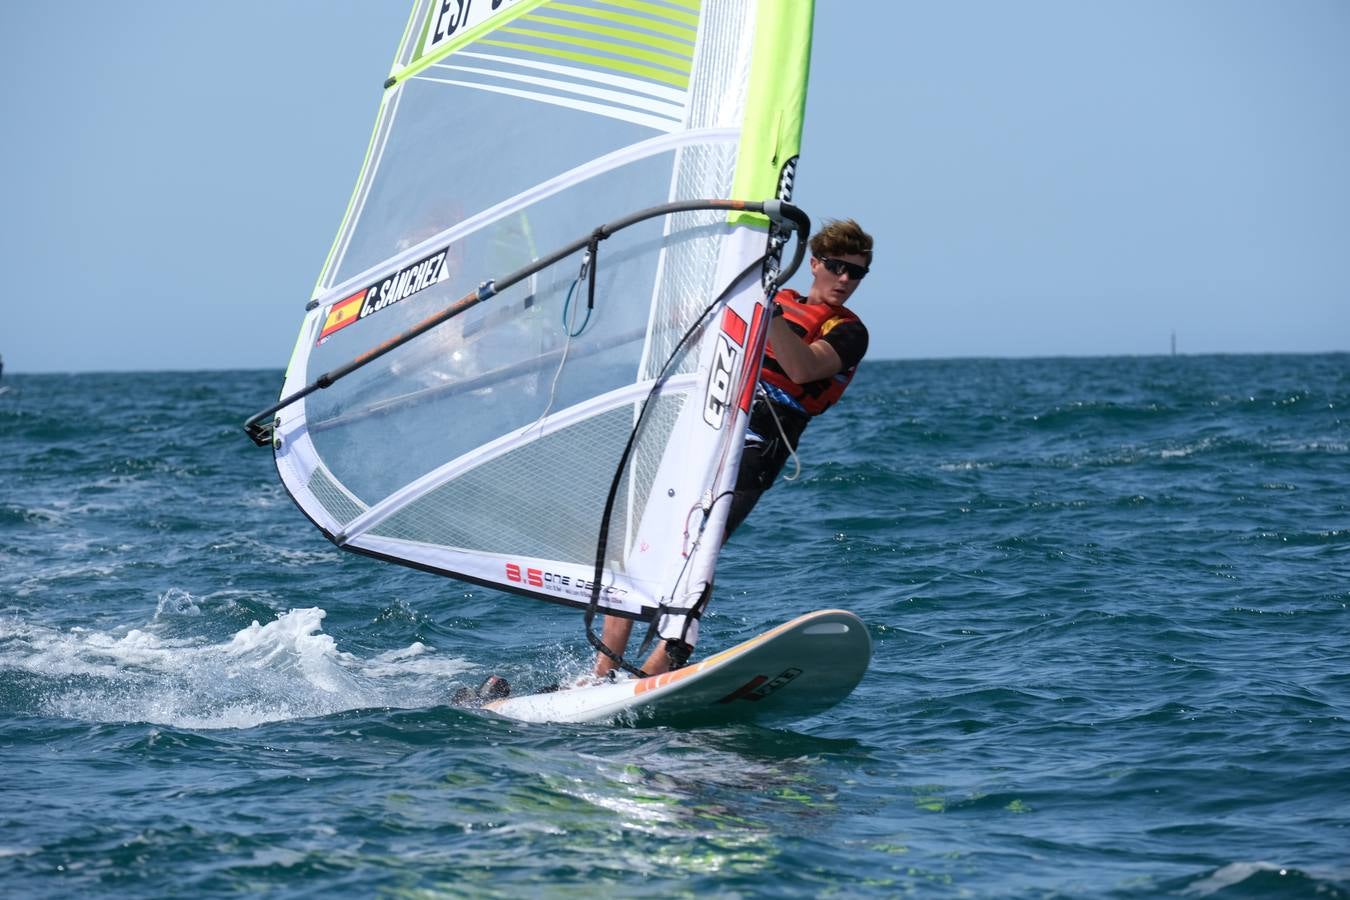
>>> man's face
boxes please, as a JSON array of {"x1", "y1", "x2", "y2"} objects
[{"x1": 809, "y1": 253, "x2": 869, "y2": 306}]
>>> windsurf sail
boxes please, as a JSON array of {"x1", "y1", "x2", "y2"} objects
[{"x1": 246, "y1": 0, "x2": 816, "y2": 666}]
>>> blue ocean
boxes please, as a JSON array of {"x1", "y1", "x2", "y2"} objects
[{"x1": 1, "y1": 354, "x2": 1346, "y2": 898}]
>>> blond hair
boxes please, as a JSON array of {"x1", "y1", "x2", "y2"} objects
[{"x1": 809, "y1": 218, "x2": 873, "y2": 265}]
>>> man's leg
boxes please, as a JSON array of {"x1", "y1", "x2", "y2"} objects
[
  {"x1": 638, "y1": 637, "x2": 694, "y2": 675},
  {"x1": 640, "y1": 641, "x2": 675, "y2": 675},
  {"x1": 593, "y1": 615, "x2": 634, "y2": 678},
  {"x1": 724, "y1": 438, "x2": 776, "y2": 543}
]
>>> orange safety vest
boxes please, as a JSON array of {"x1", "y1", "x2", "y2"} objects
[{"x1": 760, "y1": 289, "x2": 863, "y2": 416}]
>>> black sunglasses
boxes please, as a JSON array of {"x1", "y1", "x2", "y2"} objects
[{"x1": 817, "y1": 256, "x2": 869, "y2": 280}]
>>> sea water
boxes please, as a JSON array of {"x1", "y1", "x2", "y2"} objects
[{"x1": 1, "y1": 355, "x2": 1346, "y2": 898}]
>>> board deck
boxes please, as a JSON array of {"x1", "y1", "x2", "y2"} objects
[{"x1": 484, "y1": 609, "x2": 871, "y2": 726}]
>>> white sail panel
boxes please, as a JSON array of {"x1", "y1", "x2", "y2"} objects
[{"x1": 263, "y1": 0, "x2": 816, "y2": 626}]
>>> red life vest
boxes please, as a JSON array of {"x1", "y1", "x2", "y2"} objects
[{"x1": 760, "y1": 289, "x2": 863, "y2": 416}]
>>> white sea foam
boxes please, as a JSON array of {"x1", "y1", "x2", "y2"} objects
[
  {"x1": 205, "y1": 537, "x2": 335, "y2": 566},
  {"x1": 937, "y1": 460, "x2": 994, "y2": 471},
  {"x1": 16, "y1": 506, "x2": 68, "y2": 525},
  {"x1": 0, "y1": 606, "x2": 473, "y2": 730},
  {"x1": 360, "y1": 642, "x2": 473, "y2": 678},
  {"x1": 1184, "y1": 861, "x2": 1287, "y2": 895},
  {"x1": 154, "y1": 587, "x2": 201, "y2": 618},
  {"x1": 12, "y1": 562, "x2": 122, "y2": 598}
]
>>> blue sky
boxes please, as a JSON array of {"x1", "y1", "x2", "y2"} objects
[{"x1": 2, "y1": 1, "x2": 1346, "y2": 373}]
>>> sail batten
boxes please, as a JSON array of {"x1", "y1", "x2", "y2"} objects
[
  {"x1": 452, "y1": 50, "x2": 689, "y2": 101},
  {"x1": 414, "y1": 75, "x2": 683, "y2": 131},
  {"x1": 256, "y1": 0, "x2": 816, "y2": 628},
  {"x1": 312, "y1": 126, "x2": 738, "y2": 308},
  {"x1": 426, "y1": 63, "x2": 686, "y2": 116}
]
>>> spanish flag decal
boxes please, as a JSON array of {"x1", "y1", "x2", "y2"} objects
[{"x1": 317, "y1": 290, "x2": 366, "y2": 344}]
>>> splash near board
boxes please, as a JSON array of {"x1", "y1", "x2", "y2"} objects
[{"x1": 245, "y1": 0, "x2": 866, "y2": 720}]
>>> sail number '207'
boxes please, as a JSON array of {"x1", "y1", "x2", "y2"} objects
[
  {"x1": 702, "y1": 336, "x2": 738, "y2": 429},
  {"x1": 703, "y1": 306, "x2": 757, "y2": 429},
  {"x1": 428, "y1": 0, "x2": 524, "y2": 52}
]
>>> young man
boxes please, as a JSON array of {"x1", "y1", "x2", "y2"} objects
[{"x1": 595, "y1": 219, "x2": 874, "y2": 679}]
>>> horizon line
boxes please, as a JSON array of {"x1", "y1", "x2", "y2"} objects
[{"x1": 4, "y1": 347, "x2": 1347, "y2": 377}]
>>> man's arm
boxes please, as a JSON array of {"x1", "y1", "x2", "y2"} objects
[{"x1": 767, "y1": 316, "x2": 845, "y2": 383}]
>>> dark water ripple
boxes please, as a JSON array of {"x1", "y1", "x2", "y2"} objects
[{"x1": 1, "y1": 356, "x2": 1348, "y2": 897}]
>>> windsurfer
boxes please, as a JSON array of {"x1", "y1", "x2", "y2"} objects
[{"x1": 595, "y1": 218, "x2": 875, "y2": 678}]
